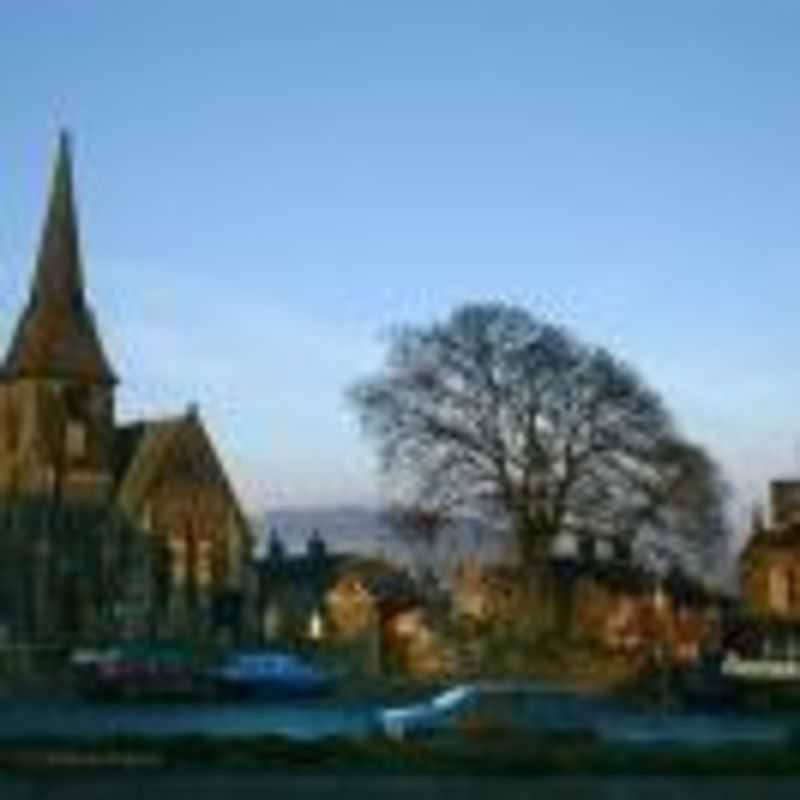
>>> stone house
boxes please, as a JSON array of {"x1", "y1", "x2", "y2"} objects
[
  {"x1": 571, "y1": 560, "x2": 719, "y2": 664},
  {"x1": 451, "y1": 559, "x2": 531, "y2": 625},
  {"x1": 732, "y1": 479, "x2": 800, "y2": 660},
  {"x1": 451, "y1": 548, "x2": 719, "y2": 666},
  {"x1": 255, "y1": 538, "x2": 450, "y2": 676},
  {"x1": 324, "y1": 556, "x2": 453, "y2": 677},
  {"x1": 740, "y1": 481, "x2": 800, "y2": 620},
  {"x1": 255, "y1": 530, "x2": 344, "y2": 644}
]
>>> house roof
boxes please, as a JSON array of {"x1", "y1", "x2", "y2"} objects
[
  {"x1": 333, "y1": 556, "x2": 421, "y2": 617},
  {"x1": 740, "y1": 522, "x2": 800, "y2": 558},
  {"x1": 575, "y1": 558, "x2": 653, "y2": 594},
  {"x1": 474, "y1": 554, "x2": 720, "y2": 606},
  {"x1": 257, "y1": 551, "x2": 349, "y2": 586}
]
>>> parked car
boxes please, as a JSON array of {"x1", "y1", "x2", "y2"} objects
[
  {"x1": 68, "y1": 645, "x2": 121, "y2": 672},
  {"x1": 378, "y1": 684, "x2": 474, "y2": 739},
  {"x1": 77, "y1": 642, "x2": 199, "y2": 700},
  {"x1": 206, "y1": 650, "x2": 334, "y2": 699},
  {"x1": 375, "y1": 682, "x2": 600, "y2": 742}
]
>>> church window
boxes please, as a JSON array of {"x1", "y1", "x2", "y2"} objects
[
  {"x1": 43, "y1": 465, "x2": 57, "y2": 491},
  {"x1": 141, "y1": 503, "x2": 153, "y2": 532},
  {"x1": 308, "y1": 609, "x2": 324, "y2": 640},
  {"x1": 769, "y1": 565, "x2": 790, "y2": 614},
  {"x1": 5, "y1": 402, "x2": 18, "y2": 452},
  {"x1": 197, "y1": 539, "x2": 213, "y2": 586},
  {"x1": 63, "y1": 385, "x2": 89, "y2": 418},
  {"x1": 789, "y1": 569, "x2": 799, "y2": 611},
  {"x1": 65, "y1": 420, "x2": 87, "y2": 459},
  {"x1": 263, "y1": 604, "x2": 281, "y2": 640},
  {"x1": 91, "y1": 387, "x2": 109, "y2": 419}
]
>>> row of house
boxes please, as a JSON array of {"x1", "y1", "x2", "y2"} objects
[
  {"x1": 254, "y1": 530, "x2": 446, "y2": 676},
  {"x1": 450, "y1": 545, "x2": 723, "y2": 668},
  {"x1": 252, "y1": 526, "x2": 730, "y2": 681},
  {"x1": 248, "y1": 482, "x2": 800, "y2": 684}
]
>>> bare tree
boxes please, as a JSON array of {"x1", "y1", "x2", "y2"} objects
[{"x1": 350, "y1": 302, "x2": 729, "y2": 571}]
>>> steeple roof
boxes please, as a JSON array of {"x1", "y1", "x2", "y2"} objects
[{"x1": 4, "y1": 132, "x2": 116, "y2": 384}]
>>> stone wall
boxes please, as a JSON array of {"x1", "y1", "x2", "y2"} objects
[{"x1": 742, "y1": 542, "x2": 800, "y2": 620}]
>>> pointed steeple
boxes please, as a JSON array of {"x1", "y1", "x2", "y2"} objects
[
  {"x1": 32, "y1": 130, "x2": 84, "y2": 303},
  {"x1": 4, "y1": 132, "x2": 116, "y2": 384}
]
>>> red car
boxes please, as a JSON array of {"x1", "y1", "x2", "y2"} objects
[{"x1": 78, "y1": 643, "x2": 199, "y2": 700}]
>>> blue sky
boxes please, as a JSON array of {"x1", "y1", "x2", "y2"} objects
[{"x1": 2, "y1": 2, "x2": 800, "y2": 541}]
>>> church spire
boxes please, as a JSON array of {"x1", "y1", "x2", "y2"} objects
[
  {"x1": 3, "y1": 132, "x2": 116, "y2": 384},
  {"x1": 32, "y1": 130, "x2": 84, "y2": 303}
]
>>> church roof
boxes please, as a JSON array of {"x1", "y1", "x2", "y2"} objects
[
  {"x1": 113, "y1": 409, "x2": 252, "y2": 542},
  {"x1": 3, "y1": 132, "x2": 116, "y2": 384},
  {"x1": 114, "y1": 417, "x2": 185, "y2": 512}
]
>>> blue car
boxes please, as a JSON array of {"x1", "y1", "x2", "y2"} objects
[{"x1": 207, "y1": 650, "x2": 334, "y2": 699}]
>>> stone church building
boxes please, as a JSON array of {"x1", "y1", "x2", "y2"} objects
[{"x1": 0, "y1": 134, "x2": 251, "y2": 640}]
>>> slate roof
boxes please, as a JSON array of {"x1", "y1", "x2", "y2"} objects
[
  {"x1": 111, "y1": 411, "x2": 252, "y2": 545},
  {"x1": 334, "y1": 556, "x2": 421, "y2": 617},
  {"x1": 743, "y1": 523, "x2": 800, "y2": 552},
  {"x1": 113, "y1": 417, "x2": 186, "y2": 513}
]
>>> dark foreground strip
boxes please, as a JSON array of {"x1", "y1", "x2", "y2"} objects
[{"x1": 4, "y1": 735, "x2": 800, "y2": 776}]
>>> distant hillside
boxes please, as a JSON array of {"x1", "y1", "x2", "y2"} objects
[
  {"x1": 251, "y1": 505, "x2": 511, "y2": 568},
  {"x1": 252, "y1": 506, "x2": 389, "y2": 558}
]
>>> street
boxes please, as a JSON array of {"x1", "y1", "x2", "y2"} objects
[
  {"x1": 0, "y1": 695, "x2": 376, "y2": 741},
  {"x1": 0, "y1": 691, "x2": 792, "y2": 746}
]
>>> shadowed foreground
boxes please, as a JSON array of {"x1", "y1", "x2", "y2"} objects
[{"x1": 2, "y1": 773, "x2": 800, "y2": 800}]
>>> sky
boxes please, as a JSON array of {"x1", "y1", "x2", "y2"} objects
[{"x1": 2, "y1": 2, "x2": 800, "y2": 544}]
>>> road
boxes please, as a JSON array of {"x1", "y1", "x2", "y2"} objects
[
  {"x1": 0, "y1": 692, "x2": 793, "y2": 745},
  {"x1": 0, "y1": 695, "x2": 376, "y2": 740}
]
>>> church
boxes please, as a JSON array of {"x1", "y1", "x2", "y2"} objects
[{"x1": 0, "y1": 133, "x2": 252, "y2": 641}]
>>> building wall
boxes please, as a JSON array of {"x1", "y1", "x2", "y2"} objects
[
  {"x1": 451, "y1": 560, "x2": 715, "y2": 664},
  {"x1": 326, "y1": 576, "x2": 375, "y2": 638},
  {"x1": 0, "y1": 377, "x2": 114, "y2": 503},
  {"x1": 451, "y1": 560, "x2": 545, "y2": 630},
  {"x1": 139, "y1": 487, "x2": 246, "y2": 638},
  {"x1": 384, "y1": 608, "x2": 456, "y2": 677},
  {"x1": 571, "y1": 576, "x2": 714, "y2": 663},
  {"x1": 741, "y1": 544, "x2": 800, "y2": 620}
]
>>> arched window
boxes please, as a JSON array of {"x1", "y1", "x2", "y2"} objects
[
  {"x1": 769, "y1": 565, "x2": 790, "y2": 614},
  {"x1": 63, "y1": 386, "x2": 90, "y2": 460},
  {"x1": 65, "y1": 420, "x2": 87, "y2": 459}
]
